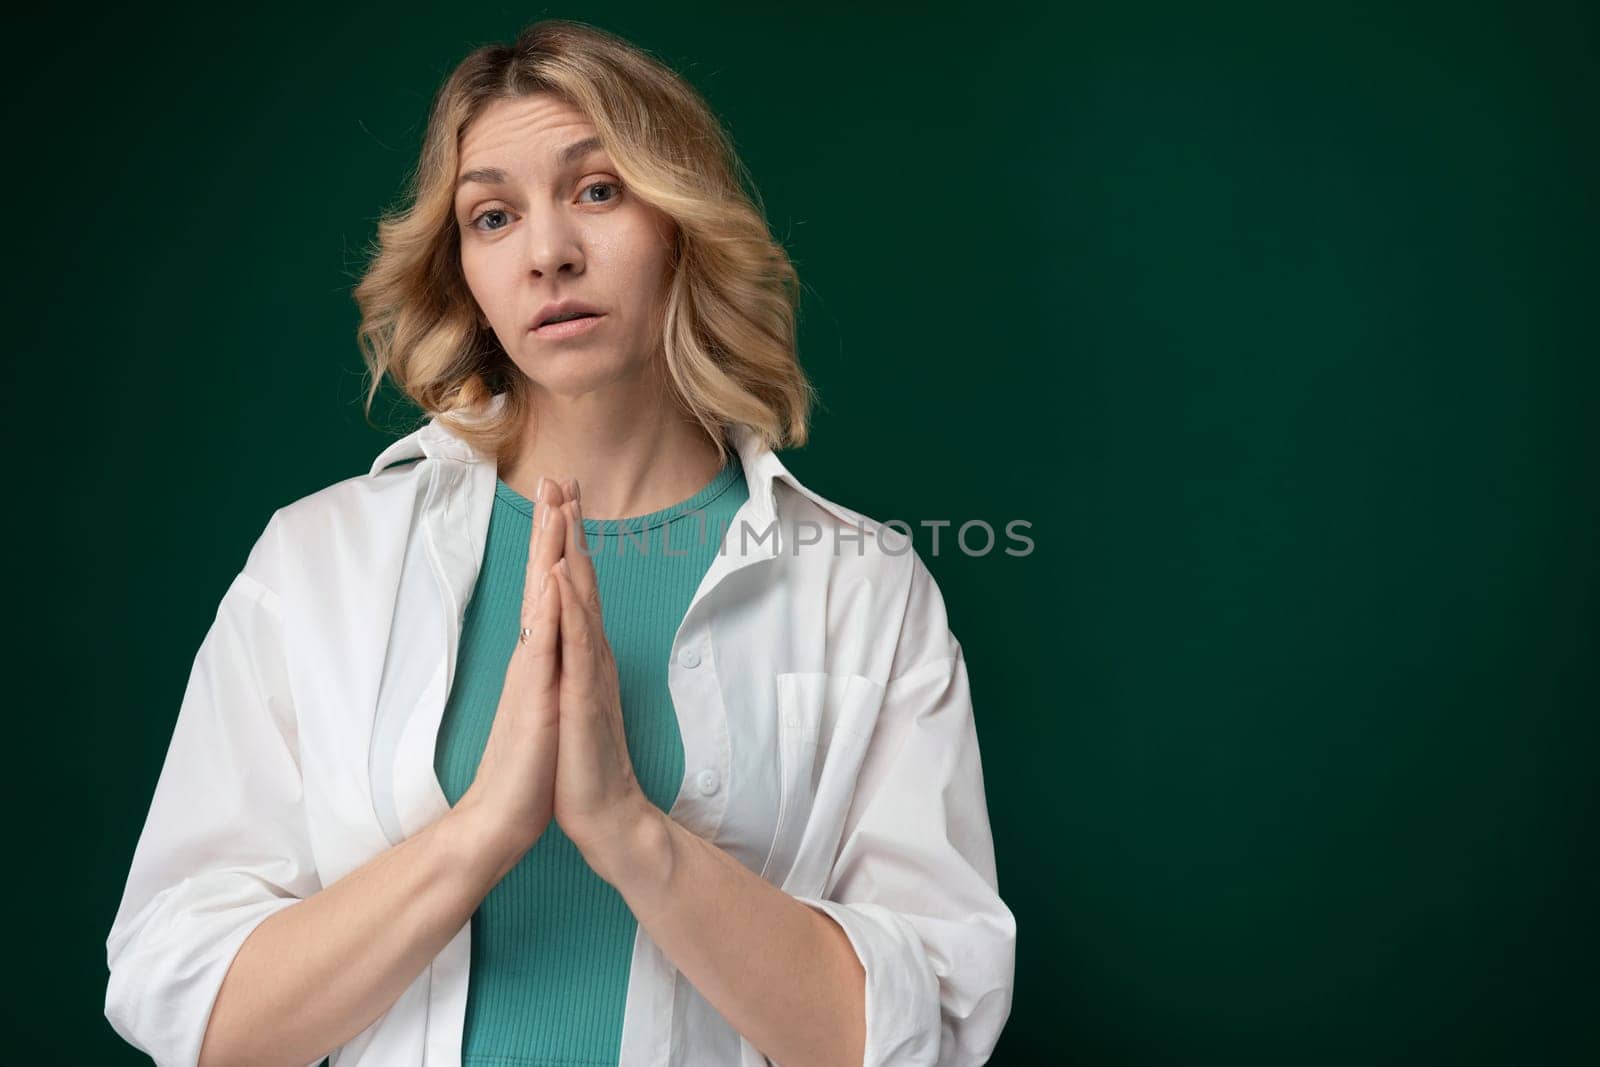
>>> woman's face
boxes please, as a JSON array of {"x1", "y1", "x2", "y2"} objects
[{"x1": 454, "y1": 93, "x2": 677, "y2": 396}]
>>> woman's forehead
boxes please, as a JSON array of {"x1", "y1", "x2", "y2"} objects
[{"x1": 459, "y1": 95, "x2": 601, "y2": 164}]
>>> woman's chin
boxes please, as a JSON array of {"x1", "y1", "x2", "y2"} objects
[{"x1": 511, "y1": 352, "x2": 644, "y2": 392}]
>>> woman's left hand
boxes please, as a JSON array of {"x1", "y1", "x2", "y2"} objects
[{"x1": 548, "y1": 484, "x2": 657, "y2": 880}]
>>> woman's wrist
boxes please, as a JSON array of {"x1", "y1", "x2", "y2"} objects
[
  {"x1": 583, "y1": 799, "x2": 676, "y2": 913},
  {"x1": 442, "y1": 796, "x2": 535, "y2": 886}
]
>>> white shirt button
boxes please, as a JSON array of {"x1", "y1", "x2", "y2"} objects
[
  {"x1": 695, "y1": 769, "x2": 720, "y2": 796},
  {"x1": 678, "y1": 646, "x2": 701, "y2": 669}
]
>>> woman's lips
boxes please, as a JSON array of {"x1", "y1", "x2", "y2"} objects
[{"x1": 532, "y1": 314, "x2": 605, "y2": 339}]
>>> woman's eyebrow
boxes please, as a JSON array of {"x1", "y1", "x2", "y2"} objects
[{"x1": 456, "y1": 137, "x2": 607, "y2": 191}]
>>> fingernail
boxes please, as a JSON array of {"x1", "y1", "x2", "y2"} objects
[
  {"x1": 540, "y1": 504, "x2": 552, "y2": 529},
  {"x1": 558, "y1": 557, "x2": 572, "y2": 577},
  {"x1": 534, "y1": 475, "x2": 548, "y2": 503}
]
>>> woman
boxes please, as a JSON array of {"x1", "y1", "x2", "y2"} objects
[{"x1": 104, "y1": 19, "x2": 1015, "y2": 1067}]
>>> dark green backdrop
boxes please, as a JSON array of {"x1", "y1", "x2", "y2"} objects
[{"x1": 8, "y1": 2, "x2": 1594, "y2": 1063}]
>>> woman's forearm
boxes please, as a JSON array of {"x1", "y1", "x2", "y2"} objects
[
  {"x1": 591, "y1": 805, "x2": 868, "y2": 1067},
  {"x1": 198, "y1": 805, "x2": 517, "y2": 1067}
]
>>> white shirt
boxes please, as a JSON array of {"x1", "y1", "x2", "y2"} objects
[{"x1": 104, "y1": 395, "x2": 1016, "y2": 1066}]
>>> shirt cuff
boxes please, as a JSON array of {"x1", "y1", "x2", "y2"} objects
[{"x1": 793, "y1": 895, "x2": 943, "y2": 1066}]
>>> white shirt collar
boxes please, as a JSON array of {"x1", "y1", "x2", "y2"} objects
[{"x1": 364, "y1": 391, "x2": 863, "y2": 535}]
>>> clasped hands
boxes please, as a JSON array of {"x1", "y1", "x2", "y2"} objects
[{"x1": 459, "y1": 474, "x2": 659, "y2": 886}]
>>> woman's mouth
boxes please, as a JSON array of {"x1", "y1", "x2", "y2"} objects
[{"x1": 532, "y1": 313, "x2": 606, "y2": 339}]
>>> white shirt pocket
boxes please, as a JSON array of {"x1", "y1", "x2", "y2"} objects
[{"x1": 758, "y1": 670, "x2": 887, "y2": 898}]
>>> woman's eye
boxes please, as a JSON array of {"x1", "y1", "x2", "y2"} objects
[
  {"x1": 467, "y1": 208, "x2": 511, "y2": 232},
  {"x1": 581, "y1": 181, "x2": 621, "y2": 204},
  {"x1": 465, "y1": 183, "x2": 619, "y2": 232}
]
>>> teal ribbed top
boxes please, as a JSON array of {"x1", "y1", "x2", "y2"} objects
[{"x1": 433, "y1": 449, "x2": 749, "y2": 1066}]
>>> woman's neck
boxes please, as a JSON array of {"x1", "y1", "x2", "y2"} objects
[{"x1": 497, "y1": 402, "x2": 725, "y2": 522}]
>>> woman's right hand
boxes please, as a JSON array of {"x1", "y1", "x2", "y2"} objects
[{"x1": 453, "y1": 474, "x2": 570, "y2": 867}]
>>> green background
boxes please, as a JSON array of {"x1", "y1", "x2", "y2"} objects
[{"x1": 7, "y1": 1, "x2": 1594, "y2": 1063}]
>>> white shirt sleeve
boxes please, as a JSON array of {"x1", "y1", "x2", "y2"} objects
[
  {"x1": 792, "y1": 549, "x2": 1017, "y2": 1066},
  {"x1": 104, "y1": 514, "x2": 324, "y2": 1067}
]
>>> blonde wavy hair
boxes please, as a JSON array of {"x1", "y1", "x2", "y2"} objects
[{"x1": 353, "y1": 18, "x2": 816, "y2": 466}]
